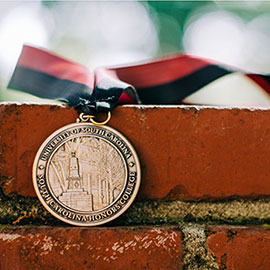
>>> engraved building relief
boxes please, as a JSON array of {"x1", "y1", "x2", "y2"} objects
[{"x1": 48, "y1": 137, "x2": 126, "y2": 211}]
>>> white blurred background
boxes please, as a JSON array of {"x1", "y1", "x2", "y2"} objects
[{"x1": 0, "y1": 0, "x2": 269, "y2": 102}]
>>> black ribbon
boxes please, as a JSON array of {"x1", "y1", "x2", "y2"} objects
[{"x1": 8, "y1": 45, "x2": 270, "y2": 114}]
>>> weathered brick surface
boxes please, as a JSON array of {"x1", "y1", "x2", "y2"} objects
[
  {"x1": 206, "y1": 226, "x2": 270, "y2": 270},
  {"x1": 1, "y1": 225, "x2": 270, "y2": 270},
  {"x1": 1, "y1": 103, "x2": 270, "y2": 200},
  {"x1": 0, "y1": 226, "x2": 182, "y2": 270}
]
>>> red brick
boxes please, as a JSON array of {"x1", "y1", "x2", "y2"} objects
[
  {"x1": 1, "y1": 104, "x2": 270, "y2": 200},
  {"x1": 0, "y1": 226, "x2": 182, "y2": 270},
  {"x1": 207, "y1": 226, "x2": 270, "y2": 270}
]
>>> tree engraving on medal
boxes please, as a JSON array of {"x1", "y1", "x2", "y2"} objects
[{"x1": 48, "y1": 137, "x2": 126, "y2": 212}]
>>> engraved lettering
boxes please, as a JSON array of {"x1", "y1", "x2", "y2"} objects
[{"x1": 34, "y1": 123, "x2": 140, "y2": 226}]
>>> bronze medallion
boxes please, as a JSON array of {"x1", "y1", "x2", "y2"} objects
[{"x1": 33, "y1": 122, "x2": 140, "y2": 226}]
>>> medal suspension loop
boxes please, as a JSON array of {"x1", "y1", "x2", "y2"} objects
[{"x1": 77, "y1": 111, "x2": 111, "y2": 126}]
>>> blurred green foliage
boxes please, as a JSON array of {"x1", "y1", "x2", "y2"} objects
[{"x1": 147, "y1": 1, "x2": 270, "y2": 55}]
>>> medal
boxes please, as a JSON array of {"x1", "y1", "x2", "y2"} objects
[{"x1": 32, "y1": 112, "x2": 141, "y2": 226}]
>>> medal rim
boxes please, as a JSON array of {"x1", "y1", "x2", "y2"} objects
[{"x1": 32, "y1": 122, "x2": 141, "y2": 226}]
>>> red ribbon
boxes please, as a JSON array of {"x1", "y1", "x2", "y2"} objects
[{"x1": 8, "y1": 45, "x2": 270, "y2": 114}]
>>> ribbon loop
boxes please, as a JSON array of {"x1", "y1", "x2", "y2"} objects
[{"x1": 8, "y1": 45, "x2": 270, "y2": 112}]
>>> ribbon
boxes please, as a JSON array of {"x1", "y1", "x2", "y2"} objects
[{"x1": 8, "y1": 45, "x2": 270, "y2": 114}]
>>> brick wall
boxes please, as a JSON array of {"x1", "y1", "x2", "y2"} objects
[{"x1": 0, "y1": 103, "x2": 270, "y2": 269}]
